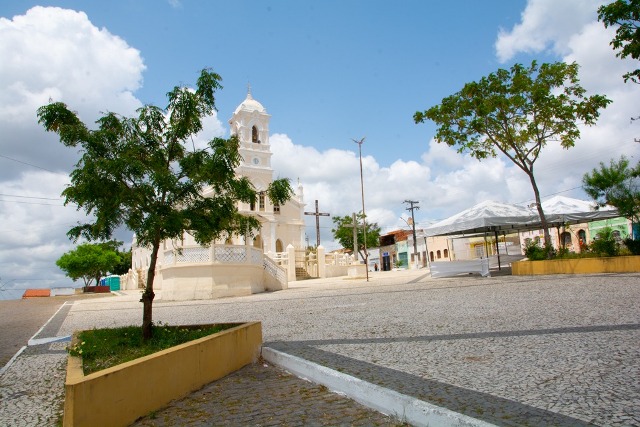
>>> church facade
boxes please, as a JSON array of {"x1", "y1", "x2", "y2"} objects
[{"x1": 130, "y1": 90, "x2": 306, "y2": 299}]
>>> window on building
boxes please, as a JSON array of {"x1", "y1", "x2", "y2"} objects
[
  {"x1": 250, "y1": 199, "x2": 255, "y2": 211},
  {"x1": 411, "y1": 253, "x2": 415, "y2": 262},
  {"x1": 252, "y1": 126, "x2": 259, "y2": 143},
  {"x1": 437, "y1": 250, "x2": 441, "y2": 259},
  {"x1": 578, "y1": 229, "x2": 586, "y2": 246},
  {"x1": 259, "y1": 193, "x2": 265, "y2": 211},
  {"x1": 276, "y1": 239, "x2": 284, "y2": 252},
  {"x1": 430, "y1": 251, "x2": 434, "y2": 262},
  {"x1": 443, "y1": 249, "x2": 449, "y2": 258},
  {"x1": 560, "y1": 231, "x2": 572, "y2": 247},
  {"x1": 613, "y1": 230, "x2": 622, "y2": 243},
  {"x1": 274, "y1": 203, "x2": 280, "y2": 214}
]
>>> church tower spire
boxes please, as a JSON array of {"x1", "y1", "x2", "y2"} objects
[{"x1": 229, "y1": 88, "x2": 273, "y2": 190}]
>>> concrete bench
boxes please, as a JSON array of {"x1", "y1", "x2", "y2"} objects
[{"x1": 429, "y1": 259, "x2": 490, "y2": 278}]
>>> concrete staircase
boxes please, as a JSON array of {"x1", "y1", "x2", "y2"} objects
[{"x1": 295, "y1": 267, "x2": 313, "y2": 280}]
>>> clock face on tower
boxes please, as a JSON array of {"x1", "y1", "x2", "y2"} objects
[{"x1": 252, "y1": 157, "x2": 260, "y2": 165}]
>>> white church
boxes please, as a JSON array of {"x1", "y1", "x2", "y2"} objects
[{"x1": 130, "y1": 89, "x2": 307, "y2": 300}]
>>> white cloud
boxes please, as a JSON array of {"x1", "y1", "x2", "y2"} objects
[
  {"x1": 0, "y1": 7, "x2": 147, "y2": 298},
  {"x1": 495, "y1": 0, "x2": 604, "y2": 63},
  {"x1": 0, "y1": 6, "x2": 146, "y2": 180}
]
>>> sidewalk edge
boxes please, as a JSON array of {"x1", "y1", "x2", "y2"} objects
[{"x1": 262, "y1": 346, "x2": 496, "y2": 427}]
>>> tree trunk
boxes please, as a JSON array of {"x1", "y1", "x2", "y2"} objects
[
  {"x1": 141, "y1": 236, "x2": 160, "y2": 341},
  {"x1": 527, "y1": 172, "x2": 552, "y2": 250}
]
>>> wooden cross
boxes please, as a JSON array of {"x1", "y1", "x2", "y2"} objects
[
  {"x1": 342, "y1": 213, "x2": 364, "y2": 261},
  {"x1": 304, "y1": 200, "x2": 330, "y2": 247}
]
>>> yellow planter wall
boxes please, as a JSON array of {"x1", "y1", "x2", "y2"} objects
[
  {"x1": 64, "y1": 322, "x2": 262, "y2": 427},
  {"x1": 512, "y1": 256, "x2": 640, "y2": 275}
]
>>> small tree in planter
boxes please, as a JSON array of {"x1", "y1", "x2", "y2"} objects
[{"x1": 38, "y1": 69, "x2": 293, "y2": 340}]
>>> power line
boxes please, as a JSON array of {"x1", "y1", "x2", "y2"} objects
[
  {"x1": 0, "y1": 199, "x2": 65, "y2": 206},
  {"x1": 0, "y1": 154, "x2": 58, "y2": 173},
  {"x1": 0, "y1": 193, "x2": 62, "y2": 201}
]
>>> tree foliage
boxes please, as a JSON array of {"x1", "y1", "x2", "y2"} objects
[
  {"x1": 598, "y1": 0, "x2": 640, "y2": 83},
  {"x1": 331, "y1": 213, "x2": 381, "y2": 259},
  {"x1": 56, "y1": 242, "x2": 121, "y2": 287},
  {"x1": 38, "y1": 68, "x2": 293, "y2": 340},
  {"x1": 414, "y1": 61, "x2": 611, "y2": 247},
  {"x1": 583, "y1": 156, "x2": 640, "y2": 224}
]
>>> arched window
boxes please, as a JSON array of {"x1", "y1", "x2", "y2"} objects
[
  {"x1": 437, "y1": 250, "x2": 442, "y2": 259},
  {"x1": 276, "y1": 239, "x2": 284, "y2": 253},
  {"x1": 443, "y1": 249, "x2": 449, "y2": 258},
  {"x1": 578, "y1": 229, "x2": 586, "y2": 244},
  {"x1": 430, "y1": 251, "x2": 434, "y2": 262},
  {"x1": 253, "y1": 235, "x2": 263, "y2": 249},
  {"x1": 252, "y1": 126, "x2": 259, "y2": 143},
  {"x1": 560, "y1": 231, "x2": 572, "y2": 247}
]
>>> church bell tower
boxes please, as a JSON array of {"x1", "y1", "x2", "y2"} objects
[{"x1": 228, "y1": 86, "x2": 274, "y2": 190}]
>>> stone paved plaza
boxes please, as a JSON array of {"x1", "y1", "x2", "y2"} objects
[{"x1": 1, "y1": 269, "x2": 639, "y2": 426}]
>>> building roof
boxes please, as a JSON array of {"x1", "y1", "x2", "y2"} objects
[
  {"x1": 379, "y1": 229, "x2": 411, "y2": 246},
  {"x1": 23, "y1": 289, "x2": 50, "y2": 298},
  {"x1": 234, "y1": 89, "x2": 266, "y2": 115}
]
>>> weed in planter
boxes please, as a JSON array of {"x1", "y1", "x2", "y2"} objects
[{"x1": 68, "y1": 323, "x2": 236, "y2": 375}]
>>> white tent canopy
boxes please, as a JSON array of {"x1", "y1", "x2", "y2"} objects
[{"x1": 424, "y1": 196, "x2": 619, "y2": 237}]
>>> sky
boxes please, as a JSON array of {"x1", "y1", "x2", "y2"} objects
[{"x1": 0, "y1": 0, "x2": 638, "y2": 298}]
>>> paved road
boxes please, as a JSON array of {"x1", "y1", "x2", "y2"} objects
[
  {"x1": 0, "y1": 293, "x2": 108, "y2": 367},
  {"x1": 1, "y1": 270, "x2": 639, "y2": 426}
]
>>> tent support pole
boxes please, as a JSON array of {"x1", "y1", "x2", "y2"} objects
[{"x1": 494, "y1": 230, "x2": 501, "y2": 270}]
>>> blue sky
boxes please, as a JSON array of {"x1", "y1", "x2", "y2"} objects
[{"x1": 0, "y1": 1, "x2": 639, "y2": 298}]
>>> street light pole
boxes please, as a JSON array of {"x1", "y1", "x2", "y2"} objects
[{"x1": 352, "y1": 138, "x2": 369, "y2": 282}]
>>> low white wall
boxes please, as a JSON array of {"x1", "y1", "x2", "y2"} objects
[
  {"x1": 325, "y1": 265, "x2": 350, "y2": 278},
  {"x1": 51, "y1": 287, "x2": 76, "y2": 296},
  {"x1": 161, "y1": 263, "x2": 264, "y2": 301}
]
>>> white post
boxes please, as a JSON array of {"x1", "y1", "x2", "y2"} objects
[
  {"x1": 317, "y1": 245, "x2": 326, "y2": 278},
  {"x1": 286, "y1": 244, "x2": 296, "y2": 282}
]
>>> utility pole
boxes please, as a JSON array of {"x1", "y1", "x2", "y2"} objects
[
  {"x1": 304, "y1": 200, "x2": 330, "y2": 247},
  {"x1": 404, "y1": 200, "x2": 420, "y2": 269},
  {"x1": 352, "y1": 138, "x2": 369, "y2": 281}
]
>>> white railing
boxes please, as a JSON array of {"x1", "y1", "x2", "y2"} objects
[
  {"x1": 325, "y1": 252, "x2": 353, "y2": 266},
  {"x1": 164, "y1": 245, "x2": 263, "y2": 266},
  {"x1": 264, "y1": 256, "x2": 287, "y2": 288}
]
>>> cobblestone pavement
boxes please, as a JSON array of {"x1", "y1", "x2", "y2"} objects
[
  {"x1": 1, "y1": 270, "x2": 639, "y2": 426},
  {"x1": 132, "y1": 361, "x2": 404, "y2": 427}
]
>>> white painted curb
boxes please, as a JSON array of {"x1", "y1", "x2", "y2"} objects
[{"x1": 262, "y1": 346, "x2": 496, "y2": 427}]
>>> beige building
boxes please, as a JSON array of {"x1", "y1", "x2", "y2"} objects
[{"x1": 130, "y1": 90, "x2": 306, "y2": 299}]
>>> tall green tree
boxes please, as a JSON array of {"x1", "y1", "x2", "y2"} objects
[
  {"x1": 583, "y1": 156, "x2": 640, "y2": 224},
  {"x1": 38, "y1": 69, "x2": 293, "y2": 340},
  {"x1": 331, "y1": 213, "x2": 381, "y2": 260},
  {"x1": 414, "y1": 61, "x2": 610, "y2": 247},
  {"x1": 56, "y1": 243, "x2": 121, "y2": 287},
  {"x1": 598, "y1": 0, "x2": 640, "y2": 84}
]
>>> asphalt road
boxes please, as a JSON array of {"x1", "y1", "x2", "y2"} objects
[{"x1": 0, "y1": 294, "x2": 109, "y2": 367}]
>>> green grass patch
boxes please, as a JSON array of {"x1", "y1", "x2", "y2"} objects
[{"x1": 69, "y1": 323, "x2": 237, "y2": 375}]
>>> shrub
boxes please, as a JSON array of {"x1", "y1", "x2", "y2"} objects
[
  {"x1": 590, "y1": 227, "x2": 619, "y2": 257},
  {"x1": 624, "y1": 238, "x2": 640, "y2": 255},
  {"x1": 523, "y1": 240, "x2": 556, "y2": 260}
]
